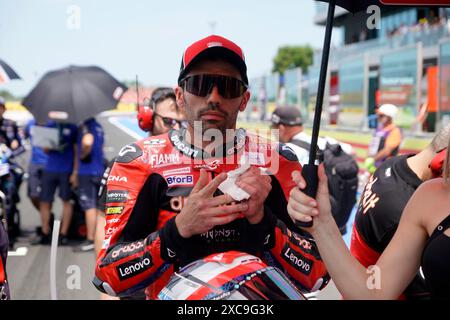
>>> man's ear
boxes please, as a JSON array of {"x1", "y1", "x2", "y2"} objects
[
  {"x1": 175, "y1": 86, "x2": 186, "y2": 112},
  {"x1": 239, "y1": 90, "x2": 251, "y2": 112}
]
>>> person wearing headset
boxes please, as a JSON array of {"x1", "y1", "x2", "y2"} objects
[
  {"x1": 137, "y1": 87, "x2": 187, "y2": 136},
  {"x1": 94, "y1": 87, "x2": 186, "y2": 299}
]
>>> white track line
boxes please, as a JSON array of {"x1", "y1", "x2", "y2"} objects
[
  {"x1": 108, "y1": 116, "x2": 145, "y2": 140},
  {"x1": 50, "y1": 220, "x2": 61, "y2": 300}
]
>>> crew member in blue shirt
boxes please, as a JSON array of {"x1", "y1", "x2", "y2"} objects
[
  {"x1": 32, "y1": 121, "x2": 78, "y2": 245},
  {"x1": 23, "y1": 119, "x2": 49, "y2": 212},
  {"x1": 73, "y1": 118, "x2": 105, "y2": 252}
]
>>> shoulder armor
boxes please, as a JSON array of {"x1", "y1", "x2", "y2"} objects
[
  {"x1": 115, "y1": 143, "x2": 143, "y2": 163},
  {"x1": 278, "y1": 143, "x2": 299, "y2": 162}
]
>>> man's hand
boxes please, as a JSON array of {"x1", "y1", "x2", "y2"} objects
[
  {"x1": 287, "y1": 164, "x2": 334, "y2": 233},
  {"x1": 235, "y1": 166, "x2": 272, "y2": 224},
  {"x1": 175, "y1": 169, "x2": 248, "y2": 238},
  {"x1": 70, "y1": 172, "x2": 78, "y2": 188}
]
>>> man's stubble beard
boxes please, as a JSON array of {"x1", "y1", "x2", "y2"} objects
[
  {"x1": 181, "y1": 91, "x2": 244, "y2": 144},
  {"x1": 188, "y1": 104, "x2": 235, "y2": 136}
]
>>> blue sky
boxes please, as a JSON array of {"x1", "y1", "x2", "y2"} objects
[{"x1": 0, "y1": 0, "x2": 338, "y2": 97}]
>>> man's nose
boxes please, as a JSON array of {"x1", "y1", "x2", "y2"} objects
[
  {"x1": 172, "y1": 122, "x2": 180, "y2": 130},
  {"x1": 206, "y1": 84, "x2": 223, "y2": 103}
]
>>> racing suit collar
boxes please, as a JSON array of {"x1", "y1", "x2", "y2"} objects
[{"x1": 168, "y1": 127, "x2": 247, "y2": 159}]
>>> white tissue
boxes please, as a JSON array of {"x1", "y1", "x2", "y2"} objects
[{"x1": 218, "y1": 157, "x2": 251, "y2": 201}]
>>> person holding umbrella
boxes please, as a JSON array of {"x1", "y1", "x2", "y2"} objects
[
  {"x1": 22, "y1": 65, "x2": 127, "y2": 125},
  {"x1": 288, "y1": 139, "x2": 450, "y2": 299},
  {"x1": 349, "y1": 125, "x2": 450, "y2": 300},
  {"x1": 32, "y1": 120, "x2": 78, "y2": 245},
  {"x1": 21, "y1": 65, "x2": 127, "y2": 246}
]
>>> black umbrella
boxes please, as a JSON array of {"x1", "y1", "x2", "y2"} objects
[
  {"x1": 298, "y1": 0, "x2": 443, "y2": 228},
  {"x1": 0, "y1": 58, "x2": 21, "y2": 83},
  {"x1": 22, "y1": 65, "x2": 127, "y2": 124}
]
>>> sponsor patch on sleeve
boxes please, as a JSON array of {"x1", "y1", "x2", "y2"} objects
[
  {"x1": 106, "y1": 206, "x2": 124, "y2": 215},
  {"x1": 281, "y1": 244, "x2": 313, "y2": 275},
  {"x1": 116, "y1": 252, "x2": 153, "y2": 281},
  {"x1": 166, "y1": 175, "x2": 194, "y2": 187},
  {"x1": 110, "y1": 240, "x2": 145, "y2": 260},
  {"x1": 106, "y1": 190, "x2": 129, "y2": 203}
]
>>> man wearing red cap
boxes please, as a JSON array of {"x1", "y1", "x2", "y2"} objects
[{"x1": 93, "y1": 35, "x2": 329, "y2": 299}]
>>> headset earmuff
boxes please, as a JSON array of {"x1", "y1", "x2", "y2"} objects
[{"x1": 429, "y1": 148, "x2": 447, "y2": 178}]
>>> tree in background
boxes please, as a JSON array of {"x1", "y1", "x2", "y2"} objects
[{"x1": 272, "y1": 45, "x2": 313, "y2": 74}]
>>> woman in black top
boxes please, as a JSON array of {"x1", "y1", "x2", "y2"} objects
[{"x1": 288, "y1": 148, "x2": 450, "y2": 299}]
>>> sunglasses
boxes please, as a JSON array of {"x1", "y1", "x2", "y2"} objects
[
  {"x1": 181, "y1": 74, "x2": 248, "y2": 99},
  {"x1": 154, "y1": 113, "x2": 187, "y2": 129}
]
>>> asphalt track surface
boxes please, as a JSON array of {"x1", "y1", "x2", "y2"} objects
[{"x1": 6, "y1": 114, "x2": 341, "y2": 300}]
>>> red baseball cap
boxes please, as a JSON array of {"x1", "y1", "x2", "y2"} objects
[{"x1": 178, "y1": 35, "x2": 248, "y2": 85}]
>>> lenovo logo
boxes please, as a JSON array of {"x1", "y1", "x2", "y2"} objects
[
  {"x1": 117, "y1": 253, "x2": 153, "y2": 280},
  {"x1": 282, "y1": 247, "x2": 313, "y2": 275}
]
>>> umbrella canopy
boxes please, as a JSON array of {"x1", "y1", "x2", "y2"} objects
[
  {"x1": 0, "y1": 59, "x2": 21, "y2": 84},
  {"x1": 22, "y1": 65, "x2": 127, "y2": 124}
]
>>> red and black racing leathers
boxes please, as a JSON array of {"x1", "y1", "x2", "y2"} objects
[{"x1": 93, "y1": 128, "x2": 329, "y2": 299}]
